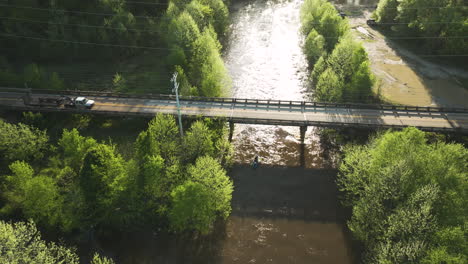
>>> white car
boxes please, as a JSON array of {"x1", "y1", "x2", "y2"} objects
[{"x1": 74, "y1": 97, "x2": 95, "y2": 109}]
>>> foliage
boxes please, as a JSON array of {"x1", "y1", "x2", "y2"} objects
[
  {"x1": 21, "y1": 111, "x2": 46, "y2": 129},
  {"x1": 58, "y1": 128, "x2": 97, "y2": 171},
  {"x1": 91, "y1": 253, "x2": 116, "y2": 264},
  {"x1": 338, "y1": 127, "x2": 468, "y2": 263},
  {"x1": 300, "y1": 0, "x2": 375, "y2": 103},
  {"x1": 0, "y1": 220, "x2": 115, "y2": 264},
  {"x1": 163, "y1": 0, "x2": 231, "y2": 97},
  {"x1": 169, "y1": 155, "x2": 233, "y2": 234},
  {"x1": 79, "y1": 143, "x2": 129, "y2": 227},
  {"x1": 373, "y1": 0, "x2": 468, "y2": 55},
  {"x1": 0, "y1": 119, "x2": 49, "y2": 162},
  {"x1": 0, "y1": 113, "x2": 233, "y2": 235},
  {"x1": 0, "y1": 63, "x2": 65, "y2": 90},
  {"x1": 0, "y1": 220, "x2": 80, "y2": 264},
  {"x1": 304, "y1": 29, "x2": 326, "y2": 65},
  {"x1": 315, "y1": 68, "x2": 343, "y2": 102},
  {"x1": 189, "y1": 28, "x2": 230, "y2": 97},
  {"x1": 183, "y1": 120, "x2": 215, "y2": 163}
]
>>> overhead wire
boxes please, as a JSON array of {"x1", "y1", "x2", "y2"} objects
[
  {"x1": 0, "y1": 33, "x2": 190, "y2": 51},
  {"x1": 1, "y1": 17, "x2": 467, "y2": 40}
]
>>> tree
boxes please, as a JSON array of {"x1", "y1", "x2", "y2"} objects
[
  {"x1": 374, "y1": 0, "x2": 399, "y2": 23},
  {"x1": 190, "y1": 28, "x2": 230, "y2": 97},
  {"x1": 23, "y1": 63, "x2": 45, "y2": 89},
  {"x1": 0, "y1": 120, "x2": 48, "y2": 162},
  {"x1": 49, "y1": 72, "x2": 64, "y2": 90},
  {"x1": 169, "y1": 156, "x2": 233, "y2": 233},
  {"x1": 315, "y1": 68, "x2": 343, "y2": 102},
  {"x1": 348, "y1": 61, "x2": 374, "y2": 102},
  {"x1": 2, "y1": 161, "x2": 64, "y2": 229},
  {"x1": 183, "y1": 120, "x2": 215, "y2": 164},
  {"x1": 338, "y1": 127, "x2": 467, "y2": 263},
  {"x1": 91, "y1": 253, "x2": 115, "y2": 264},
  {"x1": 304, "y1": 29, "x2": 326, "y2": 65},
  {"x1": 0, "y1": 220, "x2": 80, "y2": 264},
  {"x1": 58, "y1": 128, "x2": 97, "y2": 171},
  {"x1": 79, "y1": 143, "x2": 128, "y2": 226}
]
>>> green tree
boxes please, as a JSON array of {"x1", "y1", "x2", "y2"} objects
[
  {"x1": 348, "y1": 61, "x2": 374, "y2": 102},
  {"x1": 91, "y1": 253, "x2": 116, "y2": 264},
  {"x1": 304, "y1": 29, "x2": 326, "y2": 65},
  {"x1": 23, "y1": 63, "x2": 45, "y2": 89},
  {"x1": 183, "y1": 120, "x2": 215, "y2": 164},
  {"x1": 58, "y1": 128, "x2": 97, "y2": 171},
  {"x1": 338, "y1": 127, "x2": 467, "y2": 263},
  {"x1": 0, "y1": 220, "x2": 79, "y2": 264},
  {"x1": 79, "y1": 143, "x2": 128, "y2": 226},
  {"x1": 315, "y1": 68, "x2": 343, "y2": 102},
  {"x1": 2, "y1": 161, "x2": 64, "y2": 228},
  {"x1": 0, "y1": 120, "x2": 48, "y2": 162},
  {"x1": 190, "y1": 28, "x2": 230, "y2": 97},
  {"x1": 374, "y1": 0, "x2": 399, "y2": 23},
  {"x1": 135, "y1": 114, "x2": 179, "y2": 165},
  {"x1": 169, "y1": 155, "x2": 233, "y2": 233},
  {"x1": 49, "y1": 72, "x2": 64, "y2": 90}
]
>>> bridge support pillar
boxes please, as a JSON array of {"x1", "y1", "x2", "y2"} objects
[
  {"x1": 229, "y1": 121, "x2": 235, "y2": 142},
  {"x1": 299, "y1": 126, "x2": 307, "y2": 167}
]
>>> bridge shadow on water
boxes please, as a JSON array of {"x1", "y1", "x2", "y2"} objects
[
  {"x1": 83, "y1": 165, "x2": 355, "y2": 264},
  {"x1": 230, "y1": 165, "x2": 345, "y2": 222}
]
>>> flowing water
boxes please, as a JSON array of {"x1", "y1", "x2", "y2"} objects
[{"x1": 225, "y1": 0, "x2": 327, "y2": 168}]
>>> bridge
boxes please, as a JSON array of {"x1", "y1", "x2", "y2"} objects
[{"x1": 0, "y1": 89, "x2": 468, "y2": 136}]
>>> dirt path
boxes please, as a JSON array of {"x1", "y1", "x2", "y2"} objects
[{"x1": 347, "y1": 10, "x2": 468, "y2": 107}]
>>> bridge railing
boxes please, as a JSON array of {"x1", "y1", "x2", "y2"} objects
[
  {"x1": 2, "y1": 87, "x2": 468, "y2": 113},
  {"x1": 1, "y1": 104, "x2": 466, "y2": 133}
]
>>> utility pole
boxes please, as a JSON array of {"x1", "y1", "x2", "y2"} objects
[{"x1": 171, "y1": 72, "x2": 184, "y2": 137}]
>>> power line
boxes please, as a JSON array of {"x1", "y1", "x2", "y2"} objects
[
  {"x1": 337, "y1": 5, "x2": 468, "y2": 10},
  {"x1": 2, "y1": 17, "x2": 467, "y2": 39},
  {"x1": 0, "y1": 4, "x2": 159, "y2": 19},
  {"x1": 1, "y1": 4, "x2": 466, "y2": 25},
  {"x1": 113, "y1": 0, "x2": 169, "y2": 6},
  {"x1": 1, "y1": 32, "x2": 466, "y2": 58},
  {"x1": 0, "y1": 33, "x2": 185, "y2": 51},
  {"x1": 0, "y1": 16, "x2": 158, "y2": 33}
]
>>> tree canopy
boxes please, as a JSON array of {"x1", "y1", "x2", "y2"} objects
[
  {"x1": 169, "y1": 155, "x2": 233, "y2": 234},
  {"x1": 300, "y1": 0, "x2": 375, "y2": 103},
  {"x1": 373, "y1": 0, "x2": 468, "y2": 55},
  {"x1": 338, "y1": 127, "x2": 467, "y2": 263},
  {"x1": 0, "y1": 119, "x2": 49, "y2": 162},
  {"x1": 0, "y1": 220, "x2": 114, "y2": 264}
]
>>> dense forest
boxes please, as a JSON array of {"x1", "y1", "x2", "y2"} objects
[
  {"x1": 0, "y1": 113, "x2": 234, "y2": 261},
  {"x1": 373, "y1": 0, "x2": 468, "y2": 56},
  {"x1": 300, "y1": 0, "x2": 375, "y2": 103},
  {"x1": 338, "y1": 128, "x2": 467, "y2": 263},
  {"x1": 0, "y1": 0, "x2": 230, "y2": 96}
]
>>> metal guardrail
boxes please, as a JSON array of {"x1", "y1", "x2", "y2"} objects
[
  {"x1": 0, "y1": 104, "x2": 466, "y2": 133},
  {"x1": 1, "y1": 87, "x2": 467, "y2": 113}
]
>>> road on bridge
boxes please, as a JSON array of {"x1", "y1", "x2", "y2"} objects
[{"x1": 0, "y1": 91, "x2": 467, "y2": 132}]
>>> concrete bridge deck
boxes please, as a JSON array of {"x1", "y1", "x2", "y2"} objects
[{"x1": 0, "y1": 90, "x2": 467, "y2": 132}]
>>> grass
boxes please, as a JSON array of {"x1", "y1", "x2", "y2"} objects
[{"x1": 42, "y1": 49, "x2": 172, "y2": 94}]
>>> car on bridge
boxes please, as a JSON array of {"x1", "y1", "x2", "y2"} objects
[{"x1": 64, "y1": 96, "x2": 95, "y2": 109}]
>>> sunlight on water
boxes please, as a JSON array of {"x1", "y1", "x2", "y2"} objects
[{"x1": 225, "y1": 0, "x2": 326, "y2": 167}]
